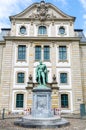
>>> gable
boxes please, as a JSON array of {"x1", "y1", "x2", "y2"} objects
[{"x1": 10, "y1": 1, "x2": 75, "y2": 21}]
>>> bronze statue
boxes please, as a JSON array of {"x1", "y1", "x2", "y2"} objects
[{"x1": 36, "y1": 61, "x2": 48, "y2": 85}]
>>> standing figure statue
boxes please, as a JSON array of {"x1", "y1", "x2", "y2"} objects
[{"x1": 36, "y1": 61, "x2": 48, "y2": 85}]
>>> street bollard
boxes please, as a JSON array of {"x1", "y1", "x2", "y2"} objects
[{"x1": 2, "y1": 108, "x2": 5, "y2": 120}]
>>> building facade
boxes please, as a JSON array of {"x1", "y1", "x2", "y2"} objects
[{"x1": 0, "y1": 1, "x2": 86, "y2": 114}]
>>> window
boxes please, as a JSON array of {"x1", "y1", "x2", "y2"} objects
[
  {"x1": 35, "y1": 46, "x2": 41, "y2": 60},
  {"x1": 38, "y1": 26, "x2": 47, "y2": 35},
  {"x1": 60, "y1": 73, "x2": 67, "y2": 84},
  {"x1": 61, "y1": 94, "x2": 68, "y2": 108},
  {"x1": 16, "y1": 94, "x2": 24, "y2": 108},
  {"x1": 18, "y1": 45, "x2": 26, "y2": 60},
  {"x1": 44, "y1": 46, "x2": 50, "y2": 60},
  {"x1": 20, "y1": 26, "x2": 26, "y2": 34},
  {"x1": 59, "y1": 26, "x2": 65, "y2": 34},
  {"x1": 17, "y1": 72, "x2": 25, "y2": 83},
  {"x1": 59, "y1": 46, "x2": 67, "y2": 60}
]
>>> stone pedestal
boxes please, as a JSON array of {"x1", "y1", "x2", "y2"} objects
[{"x1": 32, "y1": 85, "x2": 53, "y2": 118}]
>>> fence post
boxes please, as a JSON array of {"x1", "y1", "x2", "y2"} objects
[{"x1": 2, "y1": 108, "x2": 5, "y2": 120}]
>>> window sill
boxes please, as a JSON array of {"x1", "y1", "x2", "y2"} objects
[
  {"x1": 61, "y1": 107, "x2": 69, "y2": 110},
  {"x1": 17, "y1": 60, "x2": 27, "y2": 62},
  {"x1": 38, "y1": 34, "x2": 48, "y2": 37},
  {"x1": 59, "y1": 83, "x2": 68, "y2": 85},
  {"x1": 34, "y1": 60, "x2": 51, "y2": 62},
  {"x1": 58, "y1": 60, "x2": 68, "y2": 63},
  {"x1": 16, "y1": 83, "x2": 25, "y2": 85},
  {"x1": 43, "y1": 60, "x2": 51, "y2": 62},
  {"x1": 14, "y1": 107, "x2": 24, "y2": 110}
]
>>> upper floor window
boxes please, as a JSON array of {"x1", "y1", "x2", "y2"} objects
[
  {"x1": 16, "y1": 94, "x2": 24, "y2": 108},
  {"x1": 38, "y1": 26, "x2": 47, "y2": 35},
  {"x1": 35, "y1": 46, "x2": 41, "y2": 60},
  {"x1": 17, "y1": 72, "x2": 25, "y2": 83},
  {"x1": 18, "y1": 45, "x2": 26, "y2": 60},
  {"x1": 59, "y1": 26, "x2": 65, "y2": 35},
  {"x1": 61, "y1": 94, "x2": 68, "y2": 108},
  {"x1": 60, "y1": 73, "x2": 67, "y2": 84},
  {"x1": 20, "y1": 26, "x2": 26, "y2": 34},
  {"x1": 44, "y1": 46, "x2": 50, "y2": 60},
  {"x1": 59, "y1": 46, "x2": 67, "y2": 61}
]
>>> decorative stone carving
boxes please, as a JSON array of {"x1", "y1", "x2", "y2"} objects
[
  {"x1": 52, "y1": 74, "x2": 56, "y2": 82},
  {"x1": 37, "y1": 1, "x2": 48, "y2": 21},
  {"x1": 29, "y1": 1, "x2": 56, "y2": 21},
  {"x1": 29, "y1": 74, "x2": 33, "y2": 82}
]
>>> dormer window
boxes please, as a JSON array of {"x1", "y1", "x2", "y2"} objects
[
  {"x1": 59, "y1": 26, "x2": 65, "y2": 34},
  {"x1": 20, "y1": 26, "x2": 26, "y2": 34},
  {"x1": 38, "y1": 26, "x2": 47, "y2": 35}
]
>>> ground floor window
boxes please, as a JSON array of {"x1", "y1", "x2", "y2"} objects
[
  {"x1": 61, "y1": 94, "x2": 68, "y2": 108},
  {"x1": 16, "y1": 94, "x2": 24, "y2": 108}
]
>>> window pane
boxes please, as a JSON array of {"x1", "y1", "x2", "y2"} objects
[
  {"x1": 35, "y1": 46, "x2": 41, "y2": 60},
  {"x1": 44, "y1": 46, "x2": 50, "y2": 60},
  {"x1": 61, "y1": 94, "x2": 68, "y2": 108},
  {"x1": 16, "y1": 94, "x2": 24, "y2": 108},
  {"x1": 59, "y1": 46, "x2": 67, "y2": 60},
  {"x1": 17, "y1": 73, "x2": 24, "y2": 83},
  {"x1": 18, "y1": 45, "x2": 26, "y2": 60},
  {"x1": 60, "y1": 73, "x2": 67, "y2": 84},
  {"x1": 38, "y1": 26, "x2": 47, "y2": 34},
  {"x1": 20, "y1": 26, "x2": 26, "y2": 34}
]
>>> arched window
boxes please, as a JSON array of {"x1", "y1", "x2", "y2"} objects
[
  {"x1": 59, "y1": 26, "x2": 65, "y2": 34},
  {"x1": 16, "y1": 94, "x2": 24, "y2": 108},
  {"x1": 38, "y1": 26, "x2": 47, "y2": 35},
  {"x1": 61, "y1": 94, "x2": 68, "y2": 108},
  {"x1": 20, "y1": 26, "x2": 26, "y2": 34}
]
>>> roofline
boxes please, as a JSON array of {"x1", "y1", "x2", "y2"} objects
[
  {"x1": 74, "y1": 29, "x2": 83, "y2": 32},
  {"x1": 9, "y1": 1, "x2": 75, "y2": 21},
  {"x1": 4, "y1": 36, "x2": 81, "y2": 42},
  {"x1": 0, "y1": 41, "x2": 5, "y2": 44},
  {"x1": 1, "y1": 28, "x2": 11, "y2": 31}
]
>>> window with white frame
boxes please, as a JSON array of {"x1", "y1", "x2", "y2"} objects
[
  {"x1": 38, "y1": 26, "x2": 47, "y2": 35},
  {"x1": 35, "y1": 46, "x2": 41, "y2": 60},
  {"x1": 16, "y1": 94, "x2": 24, "y2": 108},
  {"x1": 59, "y1": 26, "x2": 65, "y2": 35},
  {"x1": 35, "y1": 45, "x2": 50, "y2": 61},
  {"x1": 18, "y1": 45, "x2": 26, "y2": 60},
  {"x1": 20, "y1": 26, "x2": 26, "y2": 34},
  {"x1": 17, "y1": 72, "x2": 25, "y2": 83},
  {"x1": 60, "y1": 73, "x2": 68, "y2": 84},
  {"x1": 59, "y1": 46, "x2": 67, "y2": 61},
  {"x1": 61, "y1": 94, "x2": 68, "y2": 108},
  {"x1": 44, "y1": 46, "x2": 50, "y2": 60}
]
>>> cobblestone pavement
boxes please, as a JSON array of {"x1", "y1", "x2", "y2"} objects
[{"x1": 0, "y1": 118, "x2": 86, "y2": 130}]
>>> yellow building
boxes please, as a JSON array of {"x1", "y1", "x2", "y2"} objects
[{"x1": 0, "y1": 1, "x2": 86, "y2": 114}]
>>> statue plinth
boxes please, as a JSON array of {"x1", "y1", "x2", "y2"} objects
[{"x1": 32, "y1": 85, "x2": 53, "y2": 118}]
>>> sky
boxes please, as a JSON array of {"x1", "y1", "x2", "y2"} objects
[{"x1": 0, "y1": 0, "x2": 86, "y2": 35}]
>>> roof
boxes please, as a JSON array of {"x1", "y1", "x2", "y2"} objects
[
  {"x1": 74, "y1": 29, "x2": 86, "y2": 42},
  {"x1": 0, "y1": 28, "x2": 11, "y2": 41}
]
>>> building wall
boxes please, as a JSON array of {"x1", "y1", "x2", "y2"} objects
[
  {"x1": 1, "y1": 41, "x2": 13, "y2": 113},
  {"x1": 0, "y1": 44, "x2": 4, "y2": 110},
  {"x1": 80, "y1": 45, "x2": 86, "y2": 103},
  {"x1": 0, "y1": 2, "x2": 85, "y2": 114},
  {"x1": 71, "y1": 42, "x2": 83, "y2": 113}
]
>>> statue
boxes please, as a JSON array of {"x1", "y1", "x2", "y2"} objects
[{"x1": 36, "y1": 61, "x2": 48, "y2": 85}]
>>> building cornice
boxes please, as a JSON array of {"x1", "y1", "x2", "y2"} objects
[
  {"x1": 4, "y1": 36, "x2": 81, "y2": 42},
  {"x1": 0, "y1": 41, "x2": 5, "y2": 45}
]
